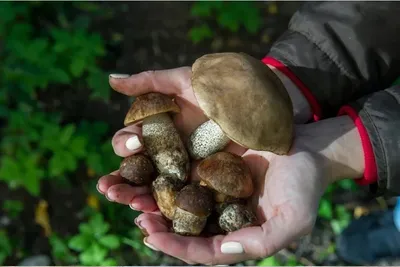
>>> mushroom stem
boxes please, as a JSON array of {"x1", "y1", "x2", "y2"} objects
[
  {"x1": 173, "y1": 207, "x2": 208, "y2": 236},
  {"x1": 142, "y1": 112, "x2": 190, "y2": 181},
  {"x1": 152, "y1": 174, "x2": 184, "y2": 220},
  {"x1": 187, "y1": 120, "x2": 231, "y2": 159}
]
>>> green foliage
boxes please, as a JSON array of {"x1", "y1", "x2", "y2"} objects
[
  {"x1": 189, "y1": 1, "x2": 262, "y2": 43},
  {"x1": 258, "y1": 256, "x2": 281, "y2": 266},
  {"x1": 68, "y1": 213, "x2": 120, "y2": 266},
  {"x1": 49, "y1": 234, "x2": 78, "y2": 265},
  {"x1": 318, "y1": 179, "x2": 355, "y2": 234},
  {"x1": 2, "y1": 200, "x2": 24, "y2": 219},
  {"x1": 0, "y1": 2, "x2": 120, "y2": 197},
  {"x1": 0, "y1": 230, "x2": 12, "y2": 265}
]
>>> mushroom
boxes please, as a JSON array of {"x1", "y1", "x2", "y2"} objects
[
  {"x1": 196, "y1": 152, "x2": 253, "y2": 203},
  {"x1": 152, "y1": 174, "x2": 185, "y2": 220},
  {"x1": 218, "y1": 203, "x2": 257, "y2": 232},
  {"x1": 188, "y1": 52, "x2": 294, "y2": 159},
  {"x1": 119, "y1": 154, "x2": 155, "y2": 185},
  {"x1": 173, "y1": 183, "x2": 214, "y2": 236},
  {"x1": 124, "y1": 92, "x2": 190, "y2": 182}
]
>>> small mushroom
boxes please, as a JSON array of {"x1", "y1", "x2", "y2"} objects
[
  {"x1": 124, "y1": 92, "x2": 190, "y2": 182},
  {"x1": 173, "y1": 183, "x2": 214, "y2": 236},
  {"x1": 218, "y1": 203, "x2": 257, "y2": 232},
  {"x1": 119, "y1": 154, "x2": 155, "y2": 185},
  {"x1": 188, "y1": 52, "x2": 294, "y2": 159},
  {"x1": 152, "y1": 174, "x2": 185, "y2": 220},
  {"x1": 197, "y1": 152, "x2": 253, "y2": 203}
]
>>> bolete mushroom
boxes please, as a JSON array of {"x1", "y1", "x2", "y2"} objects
[
  {"x1": 152, "y1": 174, "x2": 185, "y2": 220},
  {"x1": 124, "y1": 92, "x2": 190, "y2": 182},
  {"x1": 218, "y1": 203, "x2": 257, "y2": 232},
  {"x1": 197, "y1": 152, "x2": 253, "y2": 203},
  {"x1": 173, "y1": 183, "x2": 214, "y2": 236},
  {"x1": 188, "y1": 52, "x2": 294, "y2": 159},
  {"x1": 119, "y1": 154, "x2": 155, "y2": 185}
]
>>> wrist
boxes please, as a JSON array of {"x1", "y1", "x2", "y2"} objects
[
  {"x1": 293, "y1": 115, "x2": 365, "y2": 184},
  {"x1": 267, "y1": 65, "x2": 312, "y2": 124}
]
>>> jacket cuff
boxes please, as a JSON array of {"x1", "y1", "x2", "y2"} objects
[
  {"x1": 262, "y1": 56, "x2": 322, "y2": 121},
  {"x1": 337, "y1": 105, "x2": 378, "y2": 185}
]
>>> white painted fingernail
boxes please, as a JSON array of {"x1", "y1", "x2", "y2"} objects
[
  {"x1": 110, "y1": 74, "x2": 130, "y2": 79},
  {"x1": 125, "y1": 135, "x2": 142, "y2": 151},
  {"x1": 221, "y1": 242, "x2": 244, "y2": 254},
  {"x1": 143, "y1": 238, "x2": 159, "y2": 251}
]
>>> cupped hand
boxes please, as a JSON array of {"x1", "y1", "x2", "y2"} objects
[
  {"x1": 132, "y1": 145, "x2": 328, "y2": 265},
  {"x1": 97, "y1": 68, "x2": 246, "y2": 211}
]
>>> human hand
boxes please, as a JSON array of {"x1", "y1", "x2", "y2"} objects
[
  {"x1": 97, "y1": 68, "x2": 247, "y2": 210},
  {"x1": 128, "y1": 115, "x2": 365, "y2": 265}
]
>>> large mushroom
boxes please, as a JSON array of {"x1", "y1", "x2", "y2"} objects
[
  {"x1": 196, "y1": 152, "x2": 253, "y2": 203},
  {"x1": 124, "y1": 92, "x2": 190, "y2": 182},
  {"x1": 188, "y1": 52, "x2": 294, "y2": 159},
  {"x1": 173, "y1": 183, "x2": 214, "y2": 236}
]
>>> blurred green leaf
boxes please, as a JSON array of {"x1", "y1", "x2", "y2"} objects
[
  {"x1": 99, "y1": 235, "x2": 120, "y2": 249},
  {"x1": 0, "y1": 230, "x2": 12, "y2": 265},
  {"x1": 188, "y1": 24, "x2": 213, "y2": 44},
  {"x1": 68, "y1": 235, "x2": 91, "y2": 251},
  {"x1": 258, "y1": 256, "x2": 281, "y2": 266},
  {"x1": 318, "y1": 198, "x2": 333, "y2": 219}
]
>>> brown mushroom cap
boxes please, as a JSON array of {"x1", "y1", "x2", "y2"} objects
[
  {"x1": 124, "y1": 92, "x2": 180, "y2": 126},
  {"x1": 196, "y1": 152, "x2": 253, "y2": 198},
  {"x1": 175, "y1": 183, "x2": 214, "y2": 217},
  {"x1": 191, "y1": 52, "x2": 294, "y2": 154},
  {"x1": 120, "y1": 154, "x2": 155, "y2": 185}
]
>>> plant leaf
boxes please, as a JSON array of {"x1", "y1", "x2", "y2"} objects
[{"x1": 99, "y1": 235, "x2": 120, "y2": 249}]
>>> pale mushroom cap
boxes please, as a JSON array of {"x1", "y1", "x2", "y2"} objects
[
  {"x1": 191, "y1": 52, "x2": 294, "y2": 154},
  {"x1": 124, "y1": 92, "x2": 180, "y2": 126},
  {"x1": 196, "y1": 152, "x2": 253, "y2": 198}
]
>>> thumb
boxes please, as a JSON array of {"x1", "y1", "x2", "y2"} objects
[
  {"x1": 220, "y1": 208, "x2": 310, "y2": 259},
  {"x1": 109, "y1": 67, "x2": 191, "y2": 96}
]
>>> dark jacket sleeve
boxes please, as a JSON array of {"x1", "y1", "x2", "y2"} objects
[
  {"x1": 340, "y1": 85, "x2": 400, "y2": 197},
  {"x1": 263, "y1": 2, "x2": 400, "y2": 197},
  {"x1": 266, "y1": 1, "x2": 400, "y2": 118}
]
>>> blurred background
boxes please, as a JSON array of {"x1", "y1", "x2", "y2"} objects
[{"x1": 0, "y1": 1, "x2": 398, "y2": 266}]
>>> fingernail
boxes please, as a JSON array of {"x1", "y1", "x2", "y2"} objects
[
  {"x1": 125, "y1": 135, "x2": 142, "y2": 151},
  {"x1": 96, "y1": 183, "x2": 103, "y2": 194},
  {"x1": 130, "y1": 203, "x2": 140, "y2": 210},
  {"x1": 109, "y1": 74, "x2": 130, "y2": 79},
  {"x1": 134, "y1": 218, "x2": 149, "y2": 236},
  {"x1": 143, "y1": 237, "x2": 159, "y2": 251},
  {"x1": 106, "y1": 190, "x2": 117, "y2": 201},
  {"x1": 221, "y1": 242, "x2": 244, "y2": 254}
]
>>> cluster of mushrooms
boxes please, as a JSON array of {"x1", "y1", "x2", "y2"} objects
[{"x1": 118, "y1": 52, "x2": 294, "y2": 236}]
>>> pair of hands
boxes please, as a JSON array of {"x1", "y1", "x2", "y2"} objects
[{"x1": 97, "y1": 67, "x2": 362, "y2": 265}]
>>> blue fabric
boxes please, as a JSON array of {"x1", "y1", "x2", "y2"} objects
[{"x1": 394, "y1": 197, "x2": 400, "y2": 232}]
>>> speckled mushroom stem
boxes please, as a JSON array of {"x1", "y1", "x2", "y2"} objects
[
  {"x1": 187, "y1": 120, "x2": 231, "y2": 160},
  {"x1": 142, "y1": 113, "x2": 190, "y2": 182}
]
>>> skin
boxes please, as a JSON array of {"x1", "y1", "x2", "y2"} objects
[{"x1": 97, "y1": 67, "x2": 365, "y2": 265}]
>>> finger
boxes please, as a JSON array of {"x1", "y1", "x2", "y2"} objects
[
  {"x1": 135, "y1": 213, "x2": 170, "y2": 236},
  {"x1": 109, "y1": 67, "x2": 191, "y2": 96},
  {"x1": 112, "y1": 124, "x2": 144, "y2": 157},
  {"x1": 97, "y1": 173, "x2": 125, "y2": 194},
  {"x1": 223, "y1": 142, "x2": 247, "y2": 156},
  {"x1": 220, "y1": 207, "x2": 306, "y2": 259},
  {"x1": 129, "y1": 194, "x2": 158, "y2": 212},
  {"x1": 106, "y1": 183, "x2": 150, "y2": 204},
  {"x1": 144, "y1": 233, "x2": 246, "y2": 265}
]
